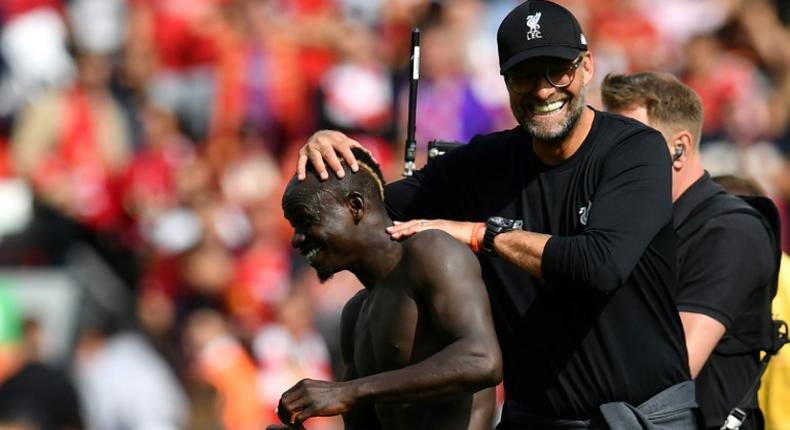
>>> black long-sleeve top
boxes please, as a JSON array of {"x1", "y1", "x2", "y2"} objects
[{"x1": 385, "y1": 110, "x2": 690, "y2": 419}]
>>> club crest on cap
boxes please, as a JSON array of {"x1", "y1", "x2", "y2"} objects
[
  {"x1": 497, "y1": 0, "x2": 589, "y2": 74},
  {"x1": 526, "y1": 12, "x2": 542, "y2": 40}
]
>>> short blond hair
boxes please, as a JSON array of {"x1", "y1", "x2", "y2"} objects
[{"x1": 601, "y1": 71, "x2": 703, "y2": 146}]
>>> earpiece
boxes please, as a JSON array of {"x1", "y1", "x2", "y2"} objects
[{"x1": 673, "y1": 146, "x2": 684, "y2": 161}]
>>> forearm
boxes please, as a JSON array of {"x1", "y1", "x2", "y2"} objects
[
  {"x1": 389, "y1": 221, "x2": 550, "y2": 278},
  {"x1": 679, "y1": 311, "x2": 726, "y2": 378},
  {"x1": 349, "y1": 341, "x2": 500, "y2": 404},
  {"x1": 467, "y1": 386, "x2": 497, "y2": 430},
  {"x1": 489, "y1": 229, "x2": 550, "y2": 279}
]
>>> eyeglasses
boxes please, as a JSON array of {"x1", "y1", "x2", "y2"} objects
[{"x1": 505, "y1": 55, "x2": 584, "y2": 94}]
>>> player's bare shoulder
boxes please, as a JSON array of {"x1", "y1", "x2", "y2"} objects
[
  {"x1": 400, "y1": 229, "x2": 482, "y2": 286},
  {"x1": 402, "y1": 228, "x2": 472, "y2": 257}
]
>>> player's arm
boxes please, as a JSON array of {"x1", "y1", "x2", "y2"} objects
[
  {"x1": 350, "y1": 230, "x2": 502, "y2": 400},
  {"x1": 277, "y1": 231, "x2": 501, "y2": 426},
  {"x1": 338, "y1": 291, "x2": 381, "y2": 430},
  {"x1": 275, "y1": 290, "x2": 381, "y2": 429},
  {"x1": 339, "y1": 290, "x2": 365, "y2": 383},
  {"x1": 468, "y1": 386, "x2": 497, "y2": 430}
]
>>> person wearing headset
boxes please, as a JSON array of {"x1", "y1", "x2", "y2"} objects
[{"x1": 602, "y1": 71, "x2": 779, "y2": 430}]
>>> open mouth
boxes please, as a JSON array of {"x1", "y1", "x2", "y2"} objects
[
  {"x1": 530, "y1": 99, "x2": 567, "y2": 116},
  {"x1": 301, "y1": 245, "x2": 322, "y2": 265}
]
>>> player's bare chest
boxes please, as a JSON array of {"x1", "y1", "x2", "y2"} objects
[{"x1": 353, "y1": 286, "x2": 421, "y2": 375}]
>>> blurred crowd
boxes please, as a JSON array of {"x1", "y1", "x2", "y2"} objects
[{"x1": 0, "y1": 0, "x2": 788, "y2": 429}]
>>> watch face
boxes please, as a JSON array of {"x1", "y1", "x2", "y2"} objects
[
  {"x1": 484, "y1": 217, "x2": 523, "y2": 255},
  {"x1": 488, "y1": 216, "x2": 507, "y2": 227}
]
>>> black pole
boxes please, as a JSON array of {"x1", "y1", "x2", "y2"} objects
[{"x1": 403, "y1": 28, "x2": 420, "y2": 177}]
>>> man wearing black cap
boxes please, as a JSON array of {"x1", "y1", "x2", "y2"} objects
[{"x1": 294, "y1": 1, "x2": 698, "y2": 428}]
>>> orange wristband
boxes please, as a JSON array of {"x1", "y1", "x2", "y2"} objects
[{"x1": 470, "y1": 222, "x2": 484, "y2": 254}]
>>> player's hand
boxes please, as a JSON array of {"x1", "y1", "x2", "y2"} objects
[
  {"x1": 297, "y1": 130, "x2": 373, "y2": 181},
  {"x1": 387, "y1": 219, "x2": 479, "y2": 247},
  {"x1": 277, "y1": 379, "x2": 357, "y2": 427}
]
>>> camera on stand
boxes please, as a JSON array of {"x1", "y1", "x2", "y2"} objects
[{"x1": 427, "y1": 140, "x2": 463, "y2": 162}]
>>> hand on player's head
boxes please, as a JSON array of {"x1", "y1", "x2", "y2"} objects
[{"x1": 297, "y1": 130, "x2": 375, "y2": 181}]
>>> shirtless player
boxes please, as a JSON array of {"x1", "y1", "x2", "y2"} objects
[{"x1": 271, "y1": 148, "x2": 502, "y2": 429}]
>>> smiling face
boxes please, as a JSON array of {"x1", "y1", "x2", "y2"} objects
[
  {"x1": 282, "y1": 178, "x2": 356, "y2": 282},
  {"x1": 506, "y1": 53, "x2": 591, "y2": 144},
  {"x1": 283, "y1": 148, "x2": 387, "y2": 283}
]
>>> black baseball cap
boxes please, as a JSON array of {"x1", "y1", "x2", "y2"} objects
[{"x1": 497, "y1": 0, "x2": 588, "y2": 75}]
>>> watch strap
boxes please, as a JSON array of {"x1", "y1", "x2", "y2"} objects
[
  {"x1": 482, "y1": 222, "x2": 498, "y2": 255},
  {"x1": 483, "y1": 217, "x2": 523, "y2": 255}
]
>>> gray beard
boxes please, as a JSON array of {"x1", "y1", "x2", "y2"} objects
[{"x1": 525, "y1": 85, "x2": 587, "y2": 145}]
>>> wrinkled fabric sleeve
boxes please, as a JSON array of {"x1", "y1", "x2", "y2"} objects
[
  {"x1": 675, "y1": 213, "x2": 773, "y2": 327},
  {"x1": 542, "y1": 129, "x2": 673, "y2": 293}
]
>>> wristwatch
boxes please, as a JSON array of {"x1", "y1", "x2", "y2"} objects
[{"x1": 482, "y1": 216, "x2": 523, "y2": 255}]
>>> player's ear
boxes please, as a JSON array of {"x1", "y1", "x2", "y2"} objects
[{"x1": 347, "y1": 192, "x2": 365, "y2": 224}]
